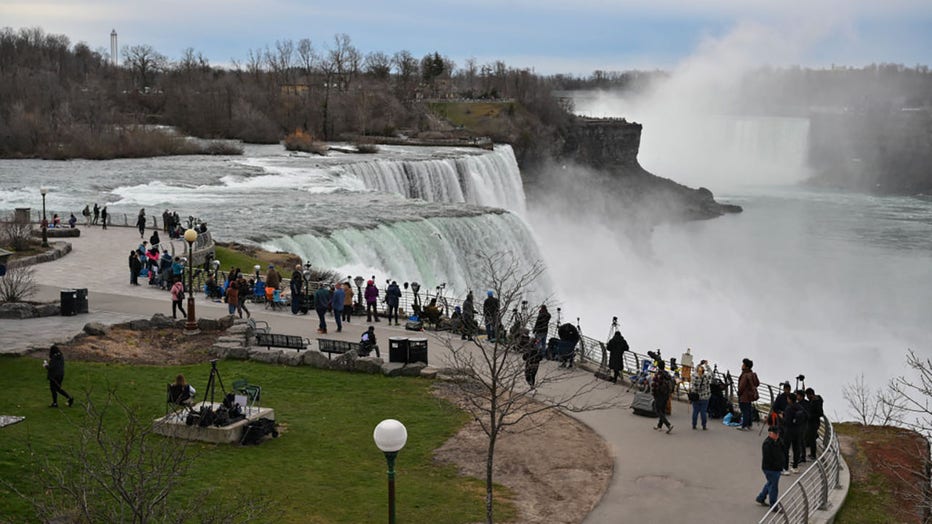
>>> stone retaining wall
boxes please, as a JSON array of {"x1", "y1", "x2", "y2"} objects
[{"x1": 6, "y1": 241, "x2": 71, "y2": 269}]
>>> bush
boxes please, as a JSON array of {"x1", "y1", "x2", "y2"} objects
[
  {"x1": 0, "y1": 265, "x2": 38, "y2": 302},
  {"x1": 283, "y1": 129, "x2": 328, "y2": 155},
  {"x1": 1, "y1": 220, "x2": 34, "y2": 251}
]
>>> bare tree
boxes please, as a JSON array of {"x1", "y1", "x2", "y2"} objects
[
  {"x1": 122, "y1": 44, "x2": 168, "y2": 89},
  {"x1": 0, "y1": 265, "x2": 38, "y2": 302},
  {"x1": 5, "y1": 390, "x2": 274, "y2": 523},
  {"x1": 889, "y1": 350, "x2": 932, "y2": 437},
  {"x1": 843, "y1": 372, "x2": 906, "y2": 426},
  {"x1": 363, "y1": 51, "x2": 392, "y2": 80},
  {"x1": 440, "y1": 253, "x2": 614, "y2": 523}
]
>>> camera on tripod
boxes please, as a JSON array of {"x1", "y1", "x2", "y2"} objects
[
  {"x1": 647, "y1": 349, "x2": 662, "y2": 362},
  {"x1": 796, "y1": 374, "x2": 805, "y2": 381}
]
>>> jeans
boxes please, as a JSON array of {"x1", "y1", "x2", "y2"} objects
[
  {"x1": 485, "y1": 321, "x2": 496, "y2": 340},
  {"x1": 332, "y1": 308, "x2": 343, "y2": 331},
  {"x1": 740, "y1": 401, "x2": 754, "y2": 429},
  {"x1": 691, "y1": 398, "x2": 709, "y2": 429},
  {"x1": 387, "y1": 304, "x2": 398, "y2": 324},
  {"x1": 757, "y1": 469, "x2": 781, "y2": 506},
  {"x1": 316, "y1": 307, "x2": 328, "y2": 331},
  {"x1": 366, "y1": 302, "x2": 379, "y2": 321}
]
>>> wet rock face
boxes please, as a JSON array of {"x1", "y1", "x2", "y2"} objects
[{"x1": 562, "y1": 118, "x2": 643, "y2": 169}]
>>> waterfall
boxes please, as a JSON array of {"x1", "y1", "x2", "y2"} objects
[
  {"x1": 339, "y1": 145, "x2": 526, "y2": 214},
  {"x1": 263, "y1": 211, "x2": 549, "y2": 301}
]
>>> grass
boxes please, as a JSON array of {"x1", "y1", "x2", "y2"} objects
[
  {"x1": 427, "y1": 101, "x2": 519, "y2": 131},
  {"x1": 833, "y1": 423, "x2": 904, "y2": 523},
  {"x1": 0, "y1": 356, "x2": 516, "y2": 523},
  {"x1": 214, "y1": 244, "x2": 264, "y2": 273}
]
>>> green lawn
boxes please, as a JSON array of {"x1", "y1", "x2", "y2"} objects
[
  {"x1": 0, "y1": 357, "x2": 515, "y2": 523},
  {"x1": 214, "y1": 245, "x2": 264, "y2": 273}
]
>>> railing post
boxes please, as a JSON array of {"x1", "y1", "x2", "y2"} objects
[
  {"x1": 815, "y1": 460, "x2": 829, "y2": 510},
  {"x1": 800, "y1": 482, "x2": 810, "y2": 523}
]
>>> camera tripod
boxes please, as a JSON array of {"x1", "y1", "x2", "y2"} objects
[{"x1": 201, "y1": 359, "x2": 227, "y2": 405}]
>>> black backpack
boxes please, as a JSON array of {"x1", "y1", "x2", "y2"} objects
[{"x1": 241, "y1": 417, "x2": 279, "y2": 445}]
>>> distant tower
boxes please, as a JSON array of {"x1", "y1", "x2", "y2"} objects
[{"x1": 110, "y1": 30, "x2": 118, "y2": 66}]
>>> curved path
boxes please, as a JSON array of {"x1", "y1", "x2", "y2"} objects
[{"x1": 1, "y1": 226, "x2": 779, "y2": 523}]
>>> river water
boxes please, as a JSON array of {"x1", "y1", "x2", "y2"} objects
[{"x1": 0, "y1": 136, "x2": 929, "y2": 416}]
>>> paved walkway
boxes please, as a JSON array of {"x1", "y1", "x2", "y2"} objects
[{"x1": 1, "y1": 226, "x2": 781, "y2": 523}]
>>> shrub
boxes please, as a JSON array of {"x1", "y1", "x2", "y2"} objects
[
  {"x1": 1, "y1": 220, "x2": 34, "y2": 252},
  {"x1": 0, "y1": 265, "x2": 38, "y2": 302},
  {"x1": 283, "y1": 129, "x2": 328, "y2": 155}
]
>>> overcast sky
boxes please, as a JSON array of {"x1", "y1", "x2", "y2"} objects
[{"x1": 3, "y1": 0, "x2": 931, "y2": 74}]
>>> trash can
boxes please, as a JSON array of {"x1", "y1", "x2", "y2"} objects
[
  {"x1": 75, "y1": 288, "x2": 89, "y2": 314},
  {"x1": 408, "y1": 338, "x2": 428, "y2": 365},
  {"x1": 388, "y1": 337, "x2": 409, "y2": 364},
  {"x1": 60, "y1": 289, "x2": 77, "y2": 316}
]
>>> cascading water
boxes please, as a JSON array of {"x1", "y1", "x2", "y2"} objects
[
  {"x1": 264, "y1": 211, "x2": 551, "y2": 302},
  {"x1": 338, "y1": 145, "x2": 526, "y2": 214}
]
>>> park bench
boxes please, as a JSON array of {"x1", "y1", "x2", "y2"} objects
[
  {"x1": 247, "y1": 318, "x2": 271, "y2": 335},
  {"x1": 255, "y1": 332, "x2": 308, "y2": 351},
  {"x1": 318, "y1": 338, "x2": 381, "y2": 359}
]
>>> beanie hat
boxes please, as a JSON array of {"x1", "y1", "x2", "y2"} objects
[{"x1": 487, "y1": 290, "x2": 494, "y2": 297}]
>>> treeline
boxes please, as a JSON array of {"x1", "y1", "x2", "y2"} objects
[
  {"x1": 553, "y1": 64, "x2": 932, "y2": 116},
  {"x1": 0, "y1": 27, "x2": 570, "y2": 162}
]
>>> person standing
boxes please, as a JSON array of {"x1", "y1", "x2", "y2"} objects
[
  {"x1": 82, "y1": 204, "x2": 91, "y2": 226},
  {"x1": 136, "y1": 209, "x2": 146, "y2": 238},
  {"x1": 128, "y1": 250, "x2": 142, "y2": 286},
  {"x1": 532, "y1": 305, "x2": 551, "y2": 352},
  {"x1": 342, "y1": 282, "x2": 354, "y2": 323},
  {"x1": 290, "y1": 265, "x2": 304, "y2": 315},
  {"x1": 314, "y1": 284, "x2": 331, "y2": 334},
  {"x1": 523, "y1": 341, "x2": 542, "y2": 392},
  {"x1": 364, "y1": 280, "x2": 380, "y2": 322},
  {"x1": 225, "y1": 278, "x2": 239, "y2": 316},
  {"x1": 92, "y1": 203, "x2": 99, "y2": 225},
  {"x1": 689, "y1": 364, "x2": 712, "y2": 430},
  {"x1": 44, "y1": 345, "x2": 74, "y2": 407},
  {"x1": 606, "y1": 330, "x2": 629, "y2": 383},
  {"x1": 100, "y1": 206, "x2": 108, "y2": 229},
  {"x1": 331, "y1": 283, "x2": 345, "y2": 333},
  {"x1": 651, "y1": 361, "x2": 674, "y2": 433},
  {"x1": 170, "y1": 280, "x2": 186, "y2": 319},
  {"x1": 805, "y1": 388, "x2": 824, "y2": 459},
  {"x1": 482, "y1": 290, "x2": 500, "y2": 342},
  {"x1": 756, "y1": 426, "x2": 785, "y2": 508},
  {"x1": 461, "y1": 291, "x2": 476, "y2": 341},
  {"x1": 265, "y1": 264, "x2": 281, "y2": 310},
  {"x1": 149, "y1": 230, "x2": 161, "y2": 248},
  {"x1": 236, "y1": 276, "x2": 251, "y2": 319},
  {"x1": 784, "y1": 392, "x2": 808, "y2": 473},
  {"x1": 385, "y1": 281, "x2": 402, "y2": 325},
  {"x1": 737, "y1": 358, "x2": 760, "y2": 431}
]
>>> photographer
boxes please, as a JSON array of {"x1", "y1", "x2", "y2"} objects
[{"x1": 805, "y1": 388, "x2": 824, "y2": 459}]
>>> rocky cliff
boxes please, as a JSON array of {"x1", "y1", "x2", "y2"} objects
[{"x1": 543, "y1": 117, "x2": 742, "y2": 222}]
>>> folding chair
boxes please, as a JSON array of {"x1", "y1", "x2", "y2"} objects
[{"x1": 232, "y1": 379, "x2": 261, "y2": 413}]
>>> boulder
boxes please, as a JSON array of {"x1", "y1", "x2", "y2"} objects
[
  {"x1": 0, "y1": 302, "x2": 36, "y2": 319},
  {"x1": 225, "y1": 345, "x2": 249, "y2": 360},
  {"x1": 83, "y1": 322, "x2": 110, "y2": 337},
  {"x1": 300, "y1": 350, "x2": 331, "y2": 369},
  {"x1": 281, "y1": 351, "x2": 303, "y2": 366},
  {"x1": 35, "y1": 303, "x2": 61, "y2": 317},
  {"x1": 249, "y1": 348, "x2": 284, "y2": 364},
  {"x1": 216, "y1": 315, "x2": 236, "y2": 331},
  {"x1": 149, "y1": 313, "x2": 175, "y2": 328},
  {"x1": 419, "y1": 366, "x2": 439, "y2": 379},
  {"x1": 128, "y1": 319, "x2": 152, "y2": 330},
  {"x1": 382, "y1": 361, "x2": 427, "y2": 377},
  {"x1": 330, "y1": 349, "x2": 360, "y2": 372},
  {"x1": 225, "y1": 324, "x2": 249, "y2": 335},
  {"x1": 356, "y1": 356, "x2": 385, "y2": 374},
  {"x1": 197, "y1": 318, "x2": 221, "y2": 331},
  {"x1": 216, "y1": 335, "x2": 246, "y2": 345}
]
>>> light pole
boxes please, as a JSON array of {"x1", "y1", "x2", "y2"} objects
[
  {"x1": 184, "y1": 228, "x2": 199, "y2": 334},
  {"x1": 40, "y1": 186, "x2": 49, "y2": 248},
  {"x1": 373, "y1": 419, "x2": 407, "y2": 524}
]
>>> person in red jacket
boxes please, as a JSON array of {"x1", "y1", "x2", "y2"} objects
[{"x1": 737, "y1": 358, "x2": 760, "y2": 431}]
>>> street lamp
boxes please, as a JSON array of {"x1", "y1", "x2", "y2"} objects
[
  {"x1": 39, "y1": 186, "x2": 49, "y2": 248},
  {"x1": 184, "y1": 228, "x2": 199, "y2": 334},
  {"x1": 373, "y1": 419, "x2": 407, "y2": 524},
  {"x1": 254, "y1": 264, "x2": 261, "y2": 281}
]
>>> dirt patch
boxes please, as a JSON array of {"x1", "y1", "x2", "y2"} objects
[
  {"x1": 432, "y1": 382, "x2": 613, "y2": 524},
  {"x1": 49, "y1": 327, "x2": 220, "y2": 365},
  {"x1": 836, "y1": 423, "x2": 930, "y2": 523}
]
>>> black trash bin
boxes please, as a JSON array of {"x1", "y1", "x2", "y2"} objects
[
  {"x1": 75, "y1": 288, "x2": 89, "y2": 314},
  {"x1": 60, "y1": 289, "x2": 77, "y2": 316},
  {"x1": 408, "y1": 338, "x2": 428, "y2": 365},
  {"x1": 388, "y1": 337, "x2": 409, "y2": 363}
]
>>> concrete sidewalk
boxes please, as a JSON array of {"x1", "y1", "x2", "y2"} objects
[{"x1": 1, "y1": 226, "x2": 781, "y2": 523}]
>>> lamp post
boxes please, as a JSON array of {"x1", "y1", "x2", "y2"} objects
[
  {"x1": 373, "y1": 419, "x2": 407, "y2": 524},
  {"x1": 184, "y1": 228, "x2": 199, "y2": 334},
  {"x1": 254, "y1": 264, "x2": 261, "y2": 281},
  {"x1": 39, "y1": 187, "x2": 49, "y2": 248}
]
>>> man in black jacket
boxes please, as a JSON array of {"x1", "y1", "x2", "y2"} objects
[
  {"x1": 757, "y1": 426, "x2": 785, "y2": 507},
  {"x1": 805, "y1": 388, "x2": 824, "y2": 459},
  {"x1": 44, "y1": 345, "x2": 74, "y2": 408},
  {"x1": 784, "y1": 392, "x2": 808, "y2": 473},
  {"x1": 606, "y1": 331, "x2": 629, "y2": 383}
]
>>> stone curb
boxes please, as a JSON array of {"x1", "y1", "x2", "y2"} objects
[{"x1": 7, "y1": 241, "x2": 72, "y2": 269}]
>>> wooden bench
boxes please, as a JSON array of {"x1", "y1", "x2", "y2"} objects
[
  {"x1": 318, "y1": 338, "x2": 381, "y2": 359},
  {"x1": 255, "y1": 332, "x2": 308, "y2": 351}
]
